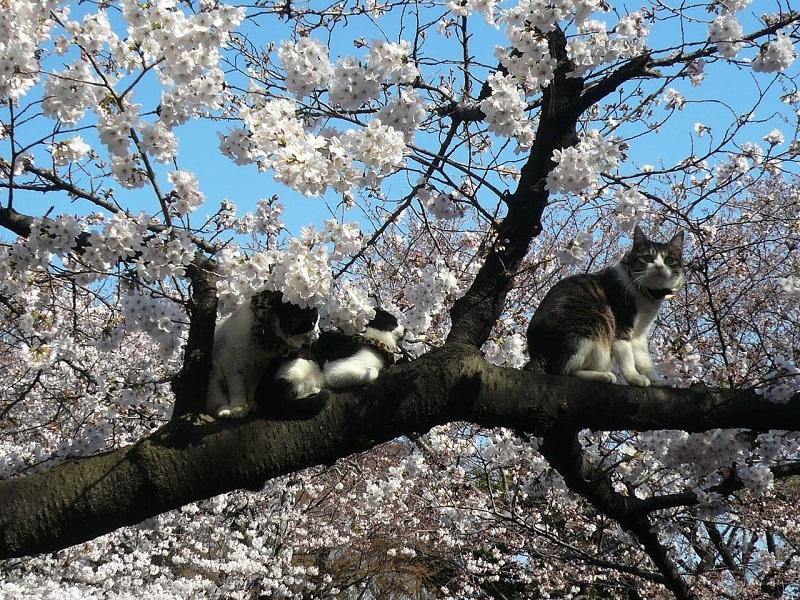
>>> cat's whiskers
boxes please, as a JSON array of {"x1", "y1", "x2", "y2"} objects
[{"x1": 624, "y1": 271, "x2": 649, "y2": 301}]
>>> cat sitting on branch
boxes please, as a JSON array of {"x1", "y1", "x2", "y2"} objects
[{"x1": 527, "y1": 225, "x2": 684, "y2": 387}]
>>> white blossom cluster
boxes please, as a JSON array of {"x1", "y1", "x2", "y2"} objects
[
  {"x1": 271, "y1": 238, "x2": 332, "y2": 308},
  {"x1": 167, "y1": 170, "x2": 205, "y2": 215},
  {"x1": 687, "y1": 59, "x2": 706, "y2": 86},
  {"x1": 319, "y1": 280, "x2": 376, "y2": 335},
  {"x1": 367, "y1": 40, "x2": 419, "y2": 83},
  {"x1": 344, "y1": 119, "x2": 407, "y2": 174},
  {"x1": 546, "y1": 131, "x2": 623, "y2": 194},
  {"x1": 404, "y1": 259, "x2": 461, "y2": 334},
  {"x1": 38, "y1": 0, "x2": 243, "y2": 175},
  {"x1": 663, "y1": 88, "x2": 686, "y2": 110},
  {"x1": 418, "y1": 187, "x2": 467, "y2": 221},
  {"x1": 98, "y1": 106, "x2": 139, "y2": 158},
  {"x1": 778, "y1": 274, "x2": 800, "y2": 295},
  {"x1": 140, "y1": 121, "x2": 179, "y2": 163},
  {"x1": 217, "y1": 129, "x2": 257, "y2": 166},
  {"x1": 49, "y1": 136, "x2": 91, "y2": 166},
  {"x1": 377, "y1": 89, "x2": 427, "y2": 140},
  {"x1": 110, "y1": 155, "x2": 147, "y2": 190},
  {"x1": 664, "y1": 429, "x2": 778, "y2": 491},
  {"x1": 448, "y1": 0, "x2": 500, "y2": 24},
  {"x1": 480, "y1": 72, "x2": 535, "y2": 150},
  {"x1": 121, "y1": 0, "x2": 244, "y2": 87},
  {"x1": 614, "y1": 186, "x2": 649, "y2": 231},
  {"x1": 714, "y1": 154, "x2": 751, "y2": 185},
  {"x1": 253, "y1": 197, "x2": 285, "y2": 237},
  {"x1": 121, "y1": 291, "x2": 186, "y2": 357},
  {"x1": 42, "y1": 61, "x2": 101, "y2": 124},
  {"x1": 64, "y1": 13, "x2": 109, "y2": 57},
  {"x1": 13, "y1": 212, "x2": 193, "y2": 285},
  {"x1": 651, "y1": 340, "x2": 704, "y2": 387},
  {"x1": 757, "y1": 357, "x2": 800, "y2": 404},
  {"x1": 234, "y1": 98, "x2": 337, "y2": 196},
  {"x1": 323, "y1": 219, "x2": 363, "y2": 261},
  {"x1": 19, "y1": 216, "x2": 81, "y2": 270},
  {"x1": 278, "y1": 37, "x2": 334, "y2": 97},
  {"x1": 500, "y1": 0, "x2": 604, "y2": 34},
  {"x1": 718, "y1": 0, "x2": 752, "y2": 10},
  {"x1": 213, "y1": 247, "x2": 274, "y2": 312},
  {"x1": 752, "y1": 33, "x2": 796, "y2": 73},
  {"x1": 97, "y1": 104, "x2": 163, "y2": 190},
  {"x1": 567, "y1": 16, "x2": 649, "y2": 78},
  {"x1": 556, "y1": 230, "x2": 593, "y2": 266},
  {"x1": 763, "y1": 128, "x2": 785, "y2": 146},
  {"x1": 483, "y1": 333, "x2": 527, "y2": 368},
  {"x1": 329, "y1": 56, "x2": 382, "y2": 110},
  {"x1": 0, "y1": 0, "x2": 61, "y2": 100},
  {"x1": 225, "y1": 98, "x2": 407, "y2": 196},
  {"x1": 708, "y1": 13, "x2": 744, "y2": 59},
  {"x1": 159, "y1": 67, "x2": 226, "y2": 127},
  {"x1": 272, "y1": 137, "x2": 334, "y2": 197},
  {"x1": 495, "y1": 36, "x2": 557, "y2": 96}
]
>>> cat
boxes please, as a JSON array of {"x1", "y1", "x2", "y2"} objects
[
  {"x1": 273, "y1": 307, "x2": 405, "y2": 403},
  {"x1": 205, "y1": 290, "x2": 319, "y2": 419},
  {"x1": 526, "y1": 225, "x2": 684, "y2": 387}
]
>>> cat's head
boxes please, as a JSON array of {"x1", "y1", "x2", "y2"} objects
[
  {"x1": 251, "y1": 290, "x2": 319, "y2": 349},
  {"x1": 364, "y1": 308, "x2": 405, "y2": 350},
  {"x1": 622, "y1": 225, "x2": 685, "y2": 299},
  {"x1": 272, "y1": 299, "x2": 319, "y2": 349}
]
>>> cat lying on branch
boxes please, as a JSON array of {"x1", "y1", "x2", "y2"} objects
[
  {"x1": 206, "y1": 296, "x2": 404, "y2": 419},
  {"x1": 272, "y1": 308, "x2": 405, "y2": 403}
]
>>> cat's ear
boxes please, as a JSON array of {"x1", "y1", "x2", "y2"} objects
[
  {"x1": 633, "y1": 224, "x2": 646, "y2": 245},
  {"x1": 668, "y1": 230, "x2": 685, "y2": 254}
]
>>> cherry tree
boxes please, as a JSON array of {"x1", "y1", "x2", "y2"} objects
[{"x1": 1, "y1": 0, "x2": 800, "y2": 597}]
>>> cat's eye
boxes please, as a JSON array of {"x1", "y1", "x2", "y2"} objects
[
  {"x1": 636, "y1": 255, "x2": 653, "y2": 264},
  {"x1": 665, "y1": 257, "x2": 680, "y2": 267}
]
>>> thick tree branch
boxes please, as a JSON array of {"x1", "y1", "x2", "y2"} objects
[
  {"x1": 0, "y1": 204, "x2": 93, "y2": 251},
  {"x1": 1, "y1": 344, "x2": 799, "y2": 560},
  {"x1": 0, "y1": 205, "x2": 41, "y2": 239}
]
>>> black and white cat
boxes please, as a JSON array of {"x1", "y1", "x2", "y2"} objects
[
  {"x1": 526, "y1": 225, "x2": 684, "y2": 387},
  {"x1": 274, "y1": 308, "x2": 405, "y2": 400},
  {"x1": 206, "y1": 290, "x2": 319, "y2": 419}
]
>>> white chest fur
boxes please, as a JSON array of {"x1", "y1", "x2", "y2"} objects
[
  {"x1": 631, "y1": 301, "x2": 659, "y2": 340},
  {"x1": 207, "y1": 302, "x2": 300, "y2": 418}
]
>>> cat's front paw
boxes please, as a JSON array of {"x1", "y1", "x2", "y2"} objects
[
  {"x1": 647, "y1": 374, "x2": 669, "y2": 387},
  {"x1": 597, "y1": 371, "x2": 617, "y2": 384},
  {"x1": 363, "y1": 367, "x2": 380, "y2": 384},
  {"x1": 216, "y1": 404, "x2": 249, "y2": 419},
  {"x1": 626, "y1": 373, "x2": 651, "y2": 387}
]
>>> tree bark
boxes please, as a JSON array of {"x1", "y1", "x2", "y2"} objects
[{"x1": 1, "y1": 343, "x2": 798, "y2": 559}]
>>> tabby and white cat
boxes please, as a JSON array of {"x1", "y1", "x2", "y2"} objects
[
  {"x1": 526, "y1": 226, "x2": 684, "y2": 387},
  {"x1": 206, "y1": 290, "x2": 319, "y2": 419},
  {"x1": 274, "y1": 308, "x2": 405, "y2": 400}
]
